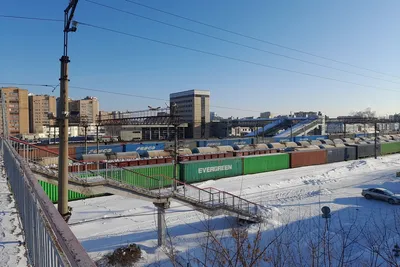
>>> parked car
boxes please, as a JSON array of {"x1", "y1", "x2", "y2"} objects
[{"x1": 361, "y1": 188, "x2": 400, "y2": 204}]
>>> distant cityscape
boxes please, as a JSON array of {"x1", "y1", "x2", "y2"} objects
[{"x1": 1, "y1": 86, "x2": 400, "y2": 142}]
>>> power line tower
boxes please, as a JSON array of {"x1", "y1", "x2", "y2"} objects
[{"x1": 58, "y1": 0, "x2": 79, "y2": 222}]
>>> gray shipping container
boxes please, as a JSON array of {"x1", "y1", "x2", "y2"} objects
[
  {"x1": 345, "y1": 146, "x2": 357, "y2": 161},
  {"x1": 326, "y1": 147, "x2": 346, "y2": 163},
  {"x1": 345, "y1": 144, "x2": 380, "y2": 159},
  {"x1": 321, "y1": 139, "x2": 334, "y2": 145}
]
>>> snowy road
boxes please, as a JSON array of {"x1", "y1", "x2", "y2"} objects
[
  {"x1": 69, "y1": 154, "x2": 400, "y2": 265},
  {"x1": 0, "y1": 162, "x2": 27, "y2": 267}
]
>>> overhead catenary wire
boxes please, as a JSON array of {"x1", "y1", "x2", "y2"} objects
[
  {"x1": 0, "y1": 82, "x2": 265, "y2": 113},
  {"x1": 121, "y1": 0, "x2": 400, "y2": 80},
  {"x1": 76, "y1": 22, "x2": 400, "y2": 94},
  {"x1": 70, "y1": 86, "x2": 265, "y2": 113},
  {"x1": 83, "y1": 0, "x2": 399, "y2": 85},
  {"x1": 0, "y1": 14, "x2": 62, "y2": 22},
  {"x1": 2, "y1": 14, "x2": 400, "y2": 91}
]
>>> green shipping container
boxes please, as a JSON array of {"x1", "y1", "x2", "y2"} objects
[
  {"x1": 381, "y1": 142, "x2": 400, "y2": 155},
  {"x1": 181, "y1": 158, "x2": 243, "y2": 183},
  {"x1": 243, "y1": 153, "x2": 290, "y2": 174},
  {"x1": 100, "y1": 164, "x2": 176, "y2": 189},
  {"x1": 38, "y1": 180, "x2": 87, "y2": 202}
]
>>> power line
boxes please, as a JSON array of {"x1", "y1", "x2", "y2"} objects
[
  {"x1": 0, "y1": 14, "x2": 62, "y2": 22},
  {"x1": 2, "y1": 16, "x2": 400, "y2": 94},
  {"x1": 121, "y1": 0, "x2": 400, "y2": 80},
  {"x1": 3, "y1": 13, "x2": 399, "y2": 87},
  {"x1": 0, "y1": 82, "x2": 265, "y2": 113},
  {"x1": 84, "y1": 0, "x2": 399, "y2": 85},
  {"x1": 76, "y1": 21, "x2": 400, "y2": 94},
  {"x1": 0, "y1": 82, "x2": 56, "y2": 88},
  {"x1": 70, "y1": 86, "x2": 264, "y2": 113}
]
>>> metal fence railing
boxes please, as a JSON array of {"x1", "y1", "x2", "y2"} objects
[
  {"x1": 1, "y1": 138, "x2": 95, "y2": 267},
  {"x1": 9, "y1": 137, "x2": 262, "y2": 223}
]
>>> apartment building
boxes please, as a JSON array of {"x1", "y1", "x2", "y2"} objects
[
  {"x1": 0, "y1": 87, "x2": 29, "y2": 135},
  {"x1": 29, "y1": 94, "x2": 56, "y2": 133},
  {"x1": 170, "y1": 89, "x2": 210, "y2": 138},
  {"x1": 69, "y1": 96, "x2": 99, "y2": 124}
]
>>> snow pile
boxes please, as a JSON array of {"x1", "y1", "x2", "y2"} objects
[
  {"x1": 0, "y1": 162, "x2": 27, "y2": 267},
  {"x1": 69, "y1": 154, "x2": 400, "y2": 266}
]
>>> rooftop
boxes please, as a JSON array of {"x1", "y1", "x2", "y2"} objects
[{"x1": 170, "y1": 89, "x2": 210, "y2": 98}]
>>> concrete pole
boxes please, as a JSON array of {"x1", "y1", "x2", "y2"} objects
[
  {"x1": 290, "y1": 120, "x2": 293, "y2": 142},
  {"x1": 173, "y1": 125, "x2": 178, "y2": 190},
  {"x1": 374, "y1": 122, "x2": 378, "y2": 159},
  {"x1": 58, "y1": 0, "x2": 78, "y2": 220},
  {"x1": 149, "y1": 127, "x2": 152, "y2": 140},
  {"x1": 58, "y1": 55, "x2": 70, "y2": 218},
  {"x1": 343, "y1": 123, "x2": 347, "y2": 138},
  {"x1": 48, "y1": 125, "x2": 51, "y2": 144},
  {"x1": 84, "y1": 125, "x2": 88, "y2": 155},
  {"x1": 96, "y1": 125, "x2": 99, "y2": 154},
  {"x1": 53, "y1": 125, "x2": 56, "y2": 144},
  {"x1": 154, "y1": 202, "x2": 169, "y2": 247}
]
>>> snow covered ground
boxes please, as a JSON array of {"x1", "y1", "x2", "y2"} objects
[
  {"x1": 69, "y1": 154, "x2": 400, "y2": 266},
  {"x1": 0, "y1": 162, "x2": 27, "y2": 267}
]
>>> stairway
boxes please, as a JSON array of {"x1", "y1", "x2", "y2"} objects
[
  {"x1": 10, "y1": 138, "x2": 262, "y2": 223},
  {"x1": 246, "y1": 119, "x2": 286, "y2": 137},
  {"x1": 275, "y1": 118, "x2": 321, "y2": 138}
]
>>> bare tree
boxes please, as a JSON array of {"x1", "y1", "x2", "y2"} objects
[{"x1": 350, "y1": 108, "x2": 376, "y2": 118}]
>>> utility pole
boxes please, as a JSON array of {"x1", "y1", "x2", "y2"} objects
[
  {"x1": 96, "y1": 111, "x2": 100, "y2": 153},
  {"x1": 290, "y1": 120, "x2": 293, "y2": 142},
  {"x1": 81, "y1": 115, "x2": 88, "y2": 154},
  {"x1": 374, "y1": 121, "x2": 378, "y2": 159},
  {"x1": 58, "y1": 0, "x2": 78, "y2": 221},
  {"x1": 170, "y1": 102, "x2": 179, "y2": 191}
]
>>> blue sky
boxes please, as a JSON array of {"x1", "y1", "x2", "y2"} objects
[{"x1": 1, "y1": 0, "x2": 400, "y2": 118}]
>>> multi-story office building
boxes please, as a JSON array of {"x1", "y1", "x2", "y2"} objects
[
  {"x1": 0, "y1": 87, "x2": 29, "y2": 135},
  {"x1": 29, "y1": 94, "x2": 56, "y2": 133},
  {"x1": 69, "y1": 96, "x2": 99, "y2": 124},
  {"x1": 260, "y1": 111, "x2": 271, "y2": 118},
  {"x1": 170, "y1": 89, "x2": 210, "y2": 139}
]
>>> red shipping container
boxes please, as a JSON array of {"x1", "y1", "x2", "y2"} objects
[
  {"x1": 243, "y1": 151, "x2": 249, "y2": 156},
  {"x1": 189, "y1": 155, "x2": 198, "y2": 161},
  {"x1": 148, "y1": 158, "x2": 157, "y2": 165},
  {"x1": 128, "y1": 160, "x2": 139, "y2": 167},
  {"x1": 225, "y1": 152, "x2": 233, "y2": 158},
  {"x1": 165, "y1": 157, "x2": 173, "y2": 163},
  {"x1": 119, "y1": 162, "x2": 129, "y2": 168},
  {"x1": 211, "y1": 154, "x2": 218, "y2": 159},
  {"x1": 204, "y1": 154, "x2": 212, "y2": 160},
  {"x1": 138, "y1": 159, "x2": 148, "y2": 165},
  {"x1": 290, "y1": 150, "x2": 327, "y2": 168},
  {"x1": 179, "y1": 155, "x2": 189, "y2": 162},
  {"x1": 197, "y1": 154, "x2": 205, "y2": 160},
  {"x1": 156, "y1": 158, "x2": 166, "y2": 164},
  {"x1": 218, "y1": 153, "x2": 225, "y2": 158}
]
